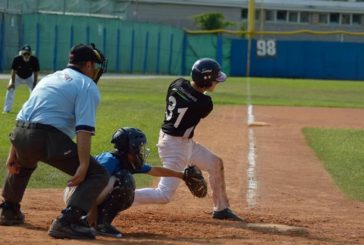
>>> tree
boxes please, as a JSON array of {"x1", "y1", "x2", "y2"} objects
[{"x1": 192, "y1": 12, "x2": 235, "y2": 30}]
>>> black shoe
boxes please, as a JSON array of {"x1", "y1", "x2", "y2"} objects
[
  {"x1": 212, "y1": 208, "x2": 244, "y2": 222},
  {"x1": 95, "y1": 223, "x2": 123, "y2": 238},
  {"x1": 48, "y1": 218, "x2": 95, "y2": 239},
  {"x1": 0, "y1": 202, "x2": 25, "y2": 226}
]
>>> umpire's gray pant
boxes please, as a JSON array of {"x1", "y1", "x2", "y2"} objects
[{"x1": 2, "y1": 122, "x2": 108, "y2": 213}]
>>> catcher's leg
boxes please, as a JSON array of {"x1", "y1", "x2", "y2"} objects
[{"x1": 95, "y1": 170, "x2": 135, "y2": 238}]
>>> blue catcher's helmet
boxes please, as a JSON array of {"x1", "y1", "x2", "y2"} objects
[
  {"x1": 111, "y1": 127, "x2": 149, "y2": 170},
  {"x1": 191, "y1": 58, "x2": 227, "y2": 88}
]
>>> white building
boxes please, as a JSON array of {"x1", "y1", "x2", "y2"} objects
[{"x1": 126, "y1": 0, "x2": 364, "y2": 41}]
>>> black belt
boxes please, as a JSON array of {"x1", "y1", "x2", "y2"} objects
[{"x1": 16, "y1": 120, "x2": 58, "y2": 132}]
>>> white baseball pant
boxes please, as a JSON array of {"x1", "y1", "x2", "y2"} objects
[
  {"x1": 133, "y1": 130, "x2": 230, "y2": 212},
  {"x1": 3, "y1": 74, "x2": 34, "y2": 112}
]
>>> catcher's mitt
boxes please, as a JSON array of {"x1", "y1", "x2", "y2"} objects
[{"x1": 183, "y1": 165, "x2": 207, "y2": 198}]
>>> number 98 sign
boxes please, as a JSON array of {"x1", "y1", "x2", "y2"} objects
[{"x1": 256, "y1": 40, "x2": 276, "y2": 57}]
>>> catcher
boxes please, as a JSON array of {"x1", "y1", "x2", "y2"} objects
[{"x1": 63, "y1": 127, "x2": 207, "y2": 238}]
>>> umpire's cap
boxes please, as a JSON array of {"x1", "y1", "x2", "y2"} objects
[
  {"x1": 68, "y1": 43, "x2": 107, "y2": 83},
  {"x1": 68, "y1": 43, "x2": 105, "y2": 64},
  {"x1": 68, "y1": 43, "x2": 108, "y2": 83}
]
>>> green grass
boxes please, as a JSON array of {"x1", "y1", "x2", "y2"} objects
[
  {"x1": 247, "y1": 77, "x2": 364, "y2": 108},
  {"x1": 1, "y1": 76, "x2": 364, "y2": 200},
  {"x1": 303, "y1": 128, "x2": 364, "y2": 201}
]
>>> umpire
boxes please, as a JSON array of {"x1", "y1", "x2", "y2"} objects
[{"x1": 0, "y1": 43, "x2": 109, "y2": 240}]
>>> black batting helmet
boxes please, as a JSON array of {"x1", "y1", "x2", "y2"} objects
[
  {"x1": 111, "y1": 127, "x2": 149, "y2": 170},
  {"x1": 191, "y1": 58, "x2": 227, "y2": 88}
]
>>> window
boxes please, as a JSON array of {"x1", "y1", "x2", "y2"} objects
[
  {"x1": 255, "y1": 10, "x2": 261, "y2": 21},
  {"x1": 352, "y1": 14, "x2": 361, "y2": 25},
  {"x1": 300, "y1": 12, "x2": 309, "y2": 23},
  {"x1": 265, "y1": 10, "x2": 275, "y2": 21},
  {"x1": 277, "y1": 10, "x2": 287, "y2": 22},
  {"x1": 288, "y1": 12, "x2": 298, "y2": 22},
  {"x1": 330, "y1": 13, "x2": 340, "y2": 24},
  {"x1": 319, "y1": 13, "x2": 328, "y2": 24},
  {"x1": 241, "y1": 8, "x2": 248, "y2": 20},
  {"x1": 341, "y1": 14, "x2": 350, "y2": 25}
]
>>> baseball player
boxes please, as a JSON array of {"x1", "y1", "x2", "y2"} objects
[
  {"x1": 133, "y1": 58, "x2": 243, "y2": 221},
  {"x1": 0, "y1": 43, "x2": 109, "y2": 240},
  {"x1": 3, "y1": 45, "x2": 40, "y2": 113},
  {"x1": 63, "y1": 127, "x2": 187, "y2": 238}
]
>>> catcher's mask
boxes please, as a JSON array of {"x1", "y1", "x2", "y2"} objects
[
  {"x1": 111, "y1": 127, "x2": 150, "y2": 170},
  {"x1": 191, "y1": 58, "x2": 226, "y2": 88},
  {"x1": 68, "y1": 43, "x2": 108, "y2": 83}
]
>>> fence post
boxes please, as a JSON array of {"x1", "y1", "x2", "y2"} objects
[
  {"x1": 86, "y1": 25, "x2": 90, "y2": 44},
  {"x1": 70, "y1": 25, "x2": 74, "y2": 49},
  {"x1": 216, "y1": 34, "x2": 223, "y2": 65},
  {"x1": 143, "y1": 31, "x2": 149, "y2": 74},
  {"x1": 156, "y1": 31, "x2": 161, "y2": 74},
  {"x1": 181, "y1": 32, "x2": 187, "y2": 76},
  {"x1": 103, "y1": 27, "x2": 107, "y2": 57},
  {"x1": 116, "y1": 28, "x2": 120, "y2": 72},
  {"x1": 36, "y1": 23, "x2": 40, "y2": 61},
  {"x1": 19, "y1": 23, "x2": 24, "y2": 49},
  {"x1": 129, "y1": 28, "x2": 135, "y2": 73},
  {"x1": 53, "y1": 25, "x2": 58, "y2": 71},
  {"x1": 168, "y1": 33, "x2": 174, "y2": 75},
  {"x1": 0, "y1": 14, "x2": 4, "y2": 72}
]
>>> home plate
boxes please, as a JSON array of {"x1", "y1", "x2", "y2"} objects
[{"x1": 245, "y1": 223, "x2": 308, "y2": 235}]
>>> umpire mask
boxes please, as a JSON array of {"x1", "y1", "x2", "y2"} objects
[{"x1": 90, "y1": 44, "x2": 108, "y2": 84}]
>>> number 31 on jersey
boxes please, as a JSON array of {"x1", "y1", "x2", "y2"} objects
[{"x1": 165, "y1": 95, "x2": 188, "y2": 128}]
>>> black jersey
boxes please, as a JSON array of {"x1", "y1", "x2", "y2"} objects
[
  {"x1": 11, "y1": 55, "x2": 40, "y2": 79},
  {"x1": 161, "y1": 78, "x2": 213, "y2": 138}
]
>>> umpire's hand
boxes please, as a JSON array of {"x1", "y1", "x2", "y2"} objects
[{"x1": 67, "y1": 165, "x2": 88, "y2": 187}]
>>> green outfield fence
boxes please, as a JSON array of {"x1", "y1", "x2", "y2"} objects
[
  {"x1": 2, "y1": 12, "x2": 364, "y2": 80},
  {"x1": 0, "y1": 13, "x2": 182, "y2": 75},
  {"x1": 0, "y1": 12, "x2": 232, "y2": 76}
]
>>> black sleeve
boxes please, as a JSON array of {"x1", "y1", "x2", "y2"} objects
[{"x1": 201, "y1": 97, "x2": 213, "y2": 118}]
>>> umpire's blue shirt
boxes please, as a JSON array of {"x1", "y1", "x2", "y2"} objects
[{"x1": 16, "y1": 67, "x2": 100, "y2": 138}]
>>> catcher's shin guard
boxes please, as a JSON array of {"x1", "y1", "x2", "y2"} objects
[{"x1": 97, "y1": 170, "x2": 135, "y2": 224}]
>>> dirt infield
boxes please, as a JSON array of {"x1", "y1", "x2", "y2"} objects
[{"x1": 1, "y1": 105, "x2": 364, "y2": 244}]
